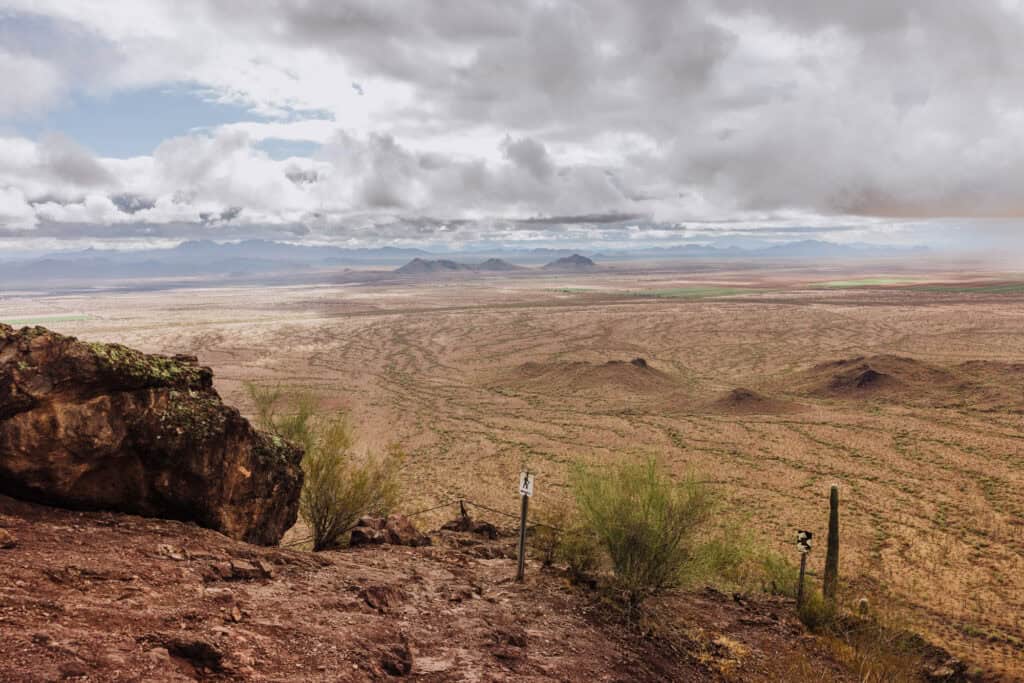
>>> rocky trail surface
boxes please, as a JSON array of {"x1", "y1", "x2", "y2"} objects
[{"x1": 0, "y1": 495, "x2": 861, "y2": 682}]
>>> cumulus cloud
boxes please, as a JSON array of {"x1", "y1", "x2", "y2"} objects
[
  {"x1": 0, "y1": 49, "x2": 63, "y2": 117},
  {"x1": 1, "y1": 0, "x2": 1024, "y2": 246},
  {"x1": 0, "y1": 186, "x2": 37, "y2": 231}
]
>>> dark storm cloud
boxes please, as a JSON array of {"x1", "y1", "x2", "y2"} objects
[{"x1": 515, "y1": 213, "x2": 648, "y2": 226}]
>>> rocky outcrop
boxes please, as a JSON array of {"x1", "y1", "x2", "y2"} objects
[
  {"x1": 0, "y1": 325, "x2": 303, "y2": 545},
  {"x1": 350, "y1": 514, "x2": 431, "y2": 547}
]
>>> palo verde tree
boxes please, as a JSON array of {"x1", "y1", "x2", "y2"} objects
[
  {"x1": 246, "y1": 383, "x2": 401, "y2": 551},
  {"x1": 571, "y1": 457, "x2": 716, "y2": 614}
]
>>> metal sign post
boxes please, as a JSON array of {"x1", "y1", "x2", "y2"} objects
[
  {"x1": 796, "y1": 530, "x2": 813, "y2": 608},
  {"x1": 515, "y1": 471, "x2": 534, "y2": 582}
]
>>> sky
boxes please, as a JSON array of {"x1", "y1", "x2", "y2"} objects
[{"x1": 1, "y1": 0, "x2": 1024, "y2": 253}]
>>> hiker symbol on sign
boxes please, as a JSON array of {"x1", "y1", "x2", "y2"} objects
[{"x1": 519, "y1": 471, "x2": 534, "y2": 497}]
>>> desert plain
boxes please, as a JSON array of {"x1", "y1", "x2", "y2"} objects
[{"x1": 2, "y1": 258, "x2": 1023, "y2": 677}]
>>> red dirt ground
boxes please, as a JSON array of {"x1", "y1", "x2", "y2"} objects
[{"x1": 0, "y1": 494, "x2": 865, "y2": 682}]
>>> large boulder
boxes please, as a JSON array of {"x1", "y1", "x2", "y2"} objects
[{"x1": 0, "y1": 325, "x2": 303, "y2": 545}]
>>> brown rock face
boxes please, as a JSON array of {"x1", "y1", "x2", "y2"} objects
[{"x1": 0, "y1": 325, "x2": 303, "y2": 545}]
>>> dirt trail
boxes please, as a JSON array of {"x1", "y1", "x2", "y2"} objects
[{"x1": 0, "y1": 495, "x2": 858, "y2": 682}]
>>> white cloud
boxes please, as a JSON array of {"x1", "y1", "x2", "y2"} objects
[
  {"x1": 0, "y1": 49, "x2": 63, "y2": 117},
  {"x1": 0, "y1": 186, "x2": 37, "y2": 230},
  {"x1": 2, "y1": 1, "x2": 1024, "y2": 245}
]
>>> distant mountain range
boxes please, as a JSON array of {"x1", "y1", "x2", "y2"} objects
[
  {"x1": 33, "y1": 240, "x2": 432, "y2": 266},
  {"x1": 591, "y1": 240, "x2": 929, "y2": 260},
  {"x1": 394, "y1": 254, "x2": 597, "y2": 275},
  {"x1": 0, "y1": 238, "x2": 928, "y2": 290}
]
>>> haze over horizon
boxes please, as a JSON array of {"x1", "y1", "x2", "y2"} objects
[{"x1": 2, "y1": 1, "x2": 1024, "y2": 256}]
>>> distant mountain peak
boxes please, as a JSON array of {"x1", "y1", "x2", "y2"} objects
[
  {"x1": 476, "y1": 258, "x2": 523, "y2": 271},
  {"x1": 543, "y1": 253, "x2": 596, "y2": 270},
  {"x1": 395, "y1": 257, "x2": 524, "y2": 275},
  {"x1": 395, "y1": 258, "x2": 473, "y2": 274}
]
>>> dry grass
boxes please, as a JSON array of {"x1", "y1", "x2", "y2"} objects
[{"x1": 8, "y1": 264, "x2": 1024, "y2": 677}]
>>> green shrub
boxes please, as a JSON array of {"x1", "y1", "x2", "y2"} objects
[
  {"x1": 531, "y1": 497, "x2": 576, "y2": 567},
  {"x1": 300, "y1": 422, "x2": 402, "y2": 551},
  {"x1": 799, "y1": 588, "x2": 838, "y2": 631},
  {"x1": 760, "y1": 551, "x2": 800, "y2": 598},
  {"x1": 683, "y1": 526, "x2": 763, "y2": 590},
  {"x1": 558, "y1": 524, "x2": 602, "y2": 583},
  {"x1": 532, "y1": 524, "x2": 559, "y2": 567},
  {"x1": 247, "y1": 384, "x2": 401, "y2": 551},
  {"x1": 571, "y1": 457, "x2": 716, "y2": 611}
]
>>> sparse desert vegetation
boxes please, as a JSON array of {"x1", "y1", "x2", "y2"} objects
[{"x1": 5, "y1": 261, "x2": 1024, "y2": 678}]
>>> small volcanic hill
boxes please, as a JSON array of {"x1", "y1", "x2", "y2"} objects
[
  {"x1": 498, "y1": 357, "x2": 675, "y2": 398},
  {"x1": 795, "y1": 354, "x2": 1024, "y2": 411},
  {"x1": 543, "y1": 253, "x2": 596, "y2": 270},
  {"x1": 801, "y1": 355, "x2": 945, "y2": 398},
  {"x1": 395, "y1": 258, "x2": 473, "y2": 274},
  {"x1": 707, "y1": 387, "x2": 801, "y2": 415}
]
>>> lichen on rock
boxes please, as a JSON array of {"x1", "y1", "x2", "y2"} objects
[{"x1": 0, "y1": 325, "x2": 303, "y2": 545}]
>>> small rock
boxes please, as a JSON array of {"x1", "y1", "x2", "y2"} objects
[
  {"x1": 491, "y1": 624, "x2": 528, "y2": 648},
  {"x1": 204, "y1": 587, "x2": 234, "y2": 603},
  {"x1": 98, "y1": 652, "x2": 127, "y2": 669},
  {"x1": 441, "y1": 516, "x2": 473, "y2": 532},
  {"x1": 350, "y1": 526, "x2": 385, "y2": 547},
  {"x1": 210, "y1": 561, "x2": 233, "y2": 580},
  {"x1": 229, "y1": 559, "x2": 263, "y2": 580},
  {"x1": 31, "y1": 632, "x2": 54, "y2": 646},
  {"x1": 441, "y1": 516, "x2": 497, "y2": 539},
  {"x1": 357, "y1": 516, "x2": 386, "y2": 530},
  {"x1": 230, "y1": 605, "x2": 243, "y2": 623},
  {"x1": 383, "y1": 515, "x2": 431, "y2": 547},
  {"x1": 207, "y1": 558, "x2": 272, "y2": 581},
  {"x1": 59, "y1": 661, "x2": 89, "y2": 679},
  {"x1": 491, "y1": 645, "x2": 523, "y2": 662},
  {"x1": 362, "y1": 585, "x2": 404, "y2": 611},
  {"x1": 256, "y1": 559, "x2": 275, "y2": 578},
  {"x1": 156, "y1": 544, "x2": 185, "y2": 561},
  {"x1": 445, "y1": 585, "x2": 476, "y2": 603},
  {"x1": 0, "y1": 528, "x2": 17, "y2": 549},
  {"x1": 380, "y1": 640, "x2": 413, "y2": 676},
  {"x1": 469, "y1": 521, "x2": 498, "y2": 540}
]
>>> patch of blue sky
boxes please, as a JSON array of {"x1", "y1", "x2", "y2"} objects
[{"x1": 12, "y1": 84, "x2": 272, "y2": 158}]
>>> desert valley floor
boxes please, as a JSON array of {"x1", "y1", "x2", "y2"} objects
[{"x1": 3, "y1": 260, "x2": 1023, "y2": 677}]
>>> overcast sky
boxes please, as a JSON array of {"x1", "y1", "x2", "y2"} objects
[{"x1": 2, "y1": 0, "x2": 1024, "y2": 252}]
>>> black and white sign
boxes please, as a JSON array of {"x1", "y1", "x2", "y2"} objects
[
  {"x1": 519, "y1": 471, "x2": 534, "y2": 497},
  {"x1": 796, "y1": 530, "x2": 813, "y2": 554}
]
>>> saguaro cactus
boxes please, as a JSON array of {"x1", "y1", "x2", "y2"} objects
[{"x1": 823, "y1": 484, "x2": 840, "y2": 601}]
